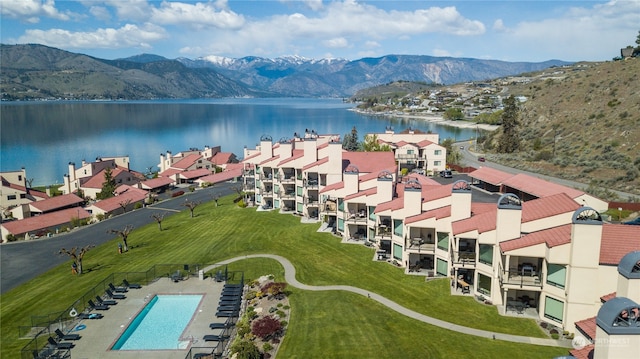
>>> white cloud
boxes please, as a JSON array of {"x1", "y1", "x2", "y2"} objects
[
  {"x1": 100, "y1": 0, "x2": 153, "y2": 22},
  {"x1": 1, "y1": 0, "x2": 72, "y2": 22},
  {"x1": 323, "y1": 37, "x2": 349, "y2": 48},
  {"x1": 432, "y1": 48, "x2": 452, "y2": 57},
  {"x1": 89, "y1": 6, "x2": 111, "y2": 22},
  {"x1": 492, "y1": 19, "x2": 508, "y2": 32},
  {"x1": 364, "y1": 41, "x2": 381, "y2": 49},
  {"x1": 279, "y1": 0, "x2": 323, "y2": 11},
  {"x1": 149, "y1": 1, "x2": 245, "y2": 29},
  {"x1": 18, "y1": 23, "x2": 167, "y2": 50}
]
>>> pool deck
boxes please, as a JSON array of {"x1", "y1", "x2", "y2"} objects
[{"x1": 67, "y1": 277, "x2": 233, "y2": 359}]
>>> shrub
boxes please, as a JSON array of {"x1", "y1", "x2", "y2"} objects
[
  {"x1": 540, "y1": 322, "x2": 548, "y2": 329},
  {"x1": 230, "y1": 340, "x2": 260, "y2": 359},
  {"x1": 246, "y1": 291, "x2": 257, "y2": 300},
  {"x1": 551, "y1": 333, "x2": 560, "y2": 339},
  {"x1": 251, "y1": 316, "x2": 282, "y2": 339},
  {"x1": 96, "y1": 213, "x2": 105, "y2": 221},
  {"x1": 276, "y1": 310, "x2": 285, "y2": 318},
  {"x1": 171, "y1": 190, "x2": 185, "y2": 198},
  {"x1": 262, "y1": 343, "x2": 273, "y2": 352},
  {"x1": 549, "y1": 329, "x2": 559, "y2": 335},
  {"x1": 134, "y1": 202, "x2": 143, "y2": 209},
  {"x1": 261, "y1": 282, "x2": 287, "y2": 297},
  {"x1": 279, "y1": 320, "x2": 288, "y2": 327},
  {"x1": 5, "y1": 234, "x2": 16, "y2": 242}
]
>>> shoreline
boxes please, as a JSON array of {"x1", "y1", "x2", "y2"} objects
[{"x1": 350, "y1": 108, "x2": 500, "y2": 131}]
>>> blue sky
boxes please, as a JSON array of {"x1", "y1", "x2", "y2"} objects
[{"x1": 1, "y1": 0, "x2": 638, "y2": 62}]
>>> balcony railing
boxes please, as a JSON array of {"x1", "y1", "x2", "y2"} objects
[
  {"x1": 377, "y1": 225, "x2": 391, "y2": 238},
  {"x1": 500, "y1": 269, "x2": 542, "y2": 288},
  {"x1": 406, "y1": 238, "x2": 435, "y2": 252},
  {"x1": 453, "y1": 250, "x2": 476, "y2": 265}
]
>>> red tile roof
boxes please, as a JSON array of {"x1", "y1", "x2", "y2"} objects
[
  {"x1": 81, "y1": 167, "x2": 127, "y2": 189},
  {"x1": 469, "y1": 167, "x2": 514, "y2": 185},
  {"x1": 196, "y1": 168, "x2": 242, "y2": 184},
  {"x1": 502, "y1": 173, "x2": 584, "y2": 199},
  {"x1": 600, "y1": 292, "x2": 616, "y2": 302},
  {"x1": 575, "y1": 317, "x2": 597, "y2": 340},
  {"x1": 374, "y1": 197, "x2": 405, "y2": 213},
  {"x1": 1, "y1": 207, "x2": 91, "y2": 236},
  {"x1": 1, "y1": 176, "x2": 27, "y2": 193},
  {"x1": 139, "y1": 176, "x2": 175, "y2": 190},
  {"x1": 319, "y1": 181, "x2": 344, "y2": 193},
  {"x1": 416, "y1": 139, "x2": 435, "y2": 147},
  {"x1": 179, "y1": 168, "x2": 211, "y2": 180},
  {"x1": 499, "y1": 224, "x2": 571, "y2": 253},
  {"x1": 569, "y1": 344, "x2": 594, "y2": 359},
  {"x1": 521, "y1": 193, "x2": 580, "y2": 222},
  {"x1": 344, "y1": 187, "x2": 377, "y2": 201},
  {"x1": 599, "y1": 223, "x2": 640, "y2": 265},
  {"x1": 278, "y1": 150, "x2": 304, "y2": 166},
  {"x1": 171, "y1": 153, "x2": 202, "y2": 170},
  {"x1": 242, "y1": 151, "x2": 262, "y2": 162},
  {"x1": 302, "y1": 157, "x2": 329, "y2": 171},
  {"x1": 259, "y1": 155, "x2": 280, "y2": 166},
  {"x1": 452, "y1": 209, "x2": 497, "y2": 235},
  {"x1": 422, "y1": 184, "x2": 452, "y2": 201},
  {"x1": 210, "y1": 152, "x2": 236, "y2": 164},
  {"x1": 159, "y1": 168, "x2": 182, "y2": 177},
  {"x1": 405, "y1": 173, "x2": 440, "y2": 186},
  {"x1": 30, "y1": 193, "x2": 84, "y2": 213},
  {"x1": 395, "y1": 140, "x2": 410, "y2": 147},
  {"x1": 90, "y1": 188, "x2": 147, "y2": 212},
  {"x1": 342, "y1": 151, "x2": 396, "y2": 174},
  {"x1": 471, "y1": 202, "x2": 495, "y2": 215},
  {"x1": 405, "y1": 206, "x2": 451, "y2": 224}
]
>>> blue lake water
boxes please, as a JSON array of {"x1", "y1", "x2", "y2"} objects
[{"x1": 1, "y1": 98, "x2": 476, "y2": 186}]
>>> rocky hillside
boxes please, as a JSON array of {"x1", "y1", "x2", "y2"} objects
[
  {"x1": 0, "y1": 44, "x2": 261, "y2": 100},
  {"x1": 1, "y1": 44, "x2": 568, "y2": 100},
  {"x1": 492, "y1": 59, "x2": 640, "y2": 197}
]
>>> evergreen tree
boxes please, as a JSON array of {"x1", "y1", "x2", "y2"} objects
[
  {"x1": 497, "y1": 95, "x2": 520, "y2": 153},
  {"x1": 342, "y1": 126, "x2": 360, "y2": 151},
  {"x1": 362, "y1": 134, "x2": 391, "y2": 152},
  {"x1": 97, "y1": 167, "x2": 117, "y2": 200}
]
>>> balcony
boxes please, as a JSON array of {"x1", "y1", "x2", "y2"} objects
[
  {"x1": 500, "y1": 264, "x2": 542, "y2": 288},
  {"x1": 345, "y1": 209, "x2": 367, "y2": 223},
  {"x1": 280, "y1": 191, "x2": 296, "y2": 199},
  {"x1": 377, "y1": 225, "x2": 392, "y2": 238},
  {"x1": 304, "y1": 178, "x2": 319, "y2": 189},
  {"x1": 323, "y1": 200, "x2": 337, "y2": 213},
  {"x1": 453, "y1": 250, "x2": 476, "y2": 265},
  {"x1": 305, "y1": 197, "x2": 319, "y2": 206},
  {"x1": 406, "y1": 237, "x2": 435, "y2": 252}
]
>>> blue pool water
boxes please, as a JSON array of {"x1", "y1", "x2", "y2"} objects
[{"x1": 112, "y1": 294, "x2": 203, "y2": 350}]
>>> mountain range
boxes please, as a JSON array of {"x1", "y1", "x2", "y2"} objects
[{"x1": 1, "y1": 44, "x2": 569, "y2": 100}]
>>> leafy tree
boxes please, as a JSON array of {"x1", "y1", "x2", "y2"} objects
[
  {"x1": 109, "y1": 225, "x2": 133, "y2": 251},
  {"x1": 251, "y1": 315, "x2": 282, "y2": 339},
  {"x1": 497, "y1": 95, "x2": 521, "y2": 153},
  {"x1": 342, "y1": 126, "x2": 360, "y2": 151},
  {"x1": 59, "y1": 245, "x2": 94, "y2": 275},
  {"x1": 443, "y1": 107, "x2": 464, "y2": 121},
  {"x1": 441, "y1": 138, "x2": 461, "y2": 165},
  {"x1": 362, "y1": 134, "x2": 392, "y2": 152},
  {"x1": 635, "y1": 30, "x2": 640, "y2": 56},
  {"x1": 96, "y1": 167, "x2": 117, "y2": 200}
]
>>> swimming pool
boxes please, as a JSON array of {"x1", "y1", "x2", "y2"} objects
[{"x1": 112, "y1": 294, "x2": 203, "y2": 350}]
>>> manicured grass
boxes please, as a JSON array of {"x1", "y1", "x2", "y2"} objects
[{"x1": 0, "y1": 195, "x2": 568, "y2": 358}]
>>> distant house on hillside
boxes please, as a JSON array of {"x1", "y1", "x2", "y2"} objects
[
  {"x1": 621, "y1": 47, "x2": 635, "y2": 58},
  {"x1": 1, "y1": 169, "x2": 49, "y2": 215}
]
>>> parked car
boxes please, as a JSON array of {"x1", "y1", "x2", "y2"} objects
[
  {"x1": 460, "y1": 146, "x2": 465, "y2": 150},
  {"x1": 440, "y1": 170, "x2": 452, "y2": 178},
  {"x1": 623, "y1": 217, "x2": 640, "y2": 225},
  {"x1": 477, "y1": 156, "x2": 486, "y2": 162}
]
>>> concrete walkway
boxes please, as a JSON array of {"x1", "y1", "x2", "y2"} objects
[{"x1": 204, "y1": 254, "x2": 572, "y2": 348}]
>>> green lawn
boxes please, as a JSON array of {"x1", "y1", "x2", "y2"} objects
[{"x1": 1, "y1": 195, "x2": 569, "y2": 358}]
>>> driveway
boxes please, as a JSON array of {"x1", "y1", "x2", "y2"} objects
[{"x1": 0, "y1": 182, "x2": 237, "y2": 294}]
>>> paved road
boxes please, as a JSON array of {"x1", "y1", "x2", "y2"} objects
[
  {"x1": 0, "y1": 182, "x2": 237, "y2": 294},
  {"x1": 456, "y1": 141, "x2": 636, "y2": 201},
  {"x1": 204, "y1": 254, "x2": 572, "y2": 348}
]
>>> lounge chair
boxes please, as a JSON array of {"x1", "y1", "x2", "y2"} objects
[
  {"x1": 209, "y1": 322, "x2": 234, "y2": 329},
  {"x1": 223, "y1": 283, "x2": 243, "y2": 288},
  {"x1": 203, "y1": 334, "x2": 230, "y2": 342},
  {"x1": 217, "y1": 306, "x2": 240, "y2": 312},
  {"x1": 47, "y1": 336, "x2": 74, "y2": 349},
  {"x1": 105, "y1": 288, "x2": 126, "y2": 300},
  {"x1": 171, "y1": 270, "x2": 183, "y2": 282},
  {"x1": 216, "y1": 311, "x2": 239, "y2": 318},
  {"x1": 123, "y1": 279, "x2": 141, "y2": 289},
  {"x1": 88, "y1": 299, "x2": 109, "y2": 311},
  {"x1": 55, "y1": 328, "x2": 81, "y2": 341},
  {"x1": 109, "y1": 283, "x2": 128, "y2": 293},
  {"x1": 77, "y1": 312, "x2": 103, "y2": 319},
  {"x1": 95, "y1": 295, "x2": 117, "y2": 306}
]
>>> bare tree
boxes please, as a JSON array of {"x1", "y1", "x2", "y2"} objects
[
  {"x1": 108, "y1": 225, "x2": 133, "y2": 251},
  {"x1": 118, "y1": 198, "x2": 132, "y2": 214},
  {"x1": 183, "y1": 200, "x2": 200, "y2": 218},
  {"x1": 59, "y1": 245, "x2": 95, "y2": 275},
  {"x1": 26, "y1": 178, "x2": 34, "y2": 188},
  {"x1": 151, "y1": 212, "x2": 166, "y2": 231}
]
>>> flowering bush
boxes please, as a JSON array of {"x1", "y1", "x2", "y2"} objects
[{"x1": 251, "y1": 316, "x2": 282, "y2": 339}]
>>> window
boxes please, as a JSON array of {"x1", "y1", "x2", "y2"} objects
[
  {"x1": 478, "y1": 273, "x2": 491, "y2": 295},
  {"x1": 479, "y1": 244, "x2": 493, "y2": 265},
  {"x1": 338, "y1": 198, "x2": 344, "y2": 211},
  {"x1": 546, "y1": 264, "x2": 566, "y2": 289},
  {"x1": 20, "y1": 194, "x2": 26, "y2": 199},
  {"x1": 393, "y1": 244, "x2": 402, "y2": 260},
  {"x1": 436, "y1": 258, "x2": 448, "y2": 276},
  {"x1": 296, "y1": 186, "x2": 303, "y2": 196},
  {"x1": 393, "y1": 219, "x2": 403, "y2": 237},
  {"x1": 434, "y1": 150, "x2": 442, "y2": 155},
  {"x1": 544, "y1": 296, "x2": 564, "y2": 323},
  {"x1": 18, "y1": 175, "x2": 22, "y2": 181},
  {"x1": 434, "y1": 161, "x2": 442, "y2": 166},
  {"x1": 337, "y1": 218, "x2": 344, "y2": 232},
  {"x1": 7, "y1": 195, "x2": 17, "y2": 200},
  {"x1": 274, "y1": 200, "x2": 280, "y2": 209},
  {"x1": 437, "y1": 232, "x2": 449, "y2": 251},
  {"x1": 368, "y1": 206, "x2": 376, "y2": 221},
  {"x1": 297, "y1": 202, "x2": 303, "y2": 213},
  {"x1": 407, "y1": 149, "x2": 414, "y2": 155}
]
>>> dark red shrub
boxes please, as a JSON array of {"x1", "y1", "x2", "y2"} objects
[
  {"x1": 261, "y1": 282, "x2": 287, "y2": 296},
  {"x1": 251, "y1": 316, "x2": 282, "y2": 339},
  {"x1": 171, "y1": 191, "x2": 185, "y2": 197}
]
